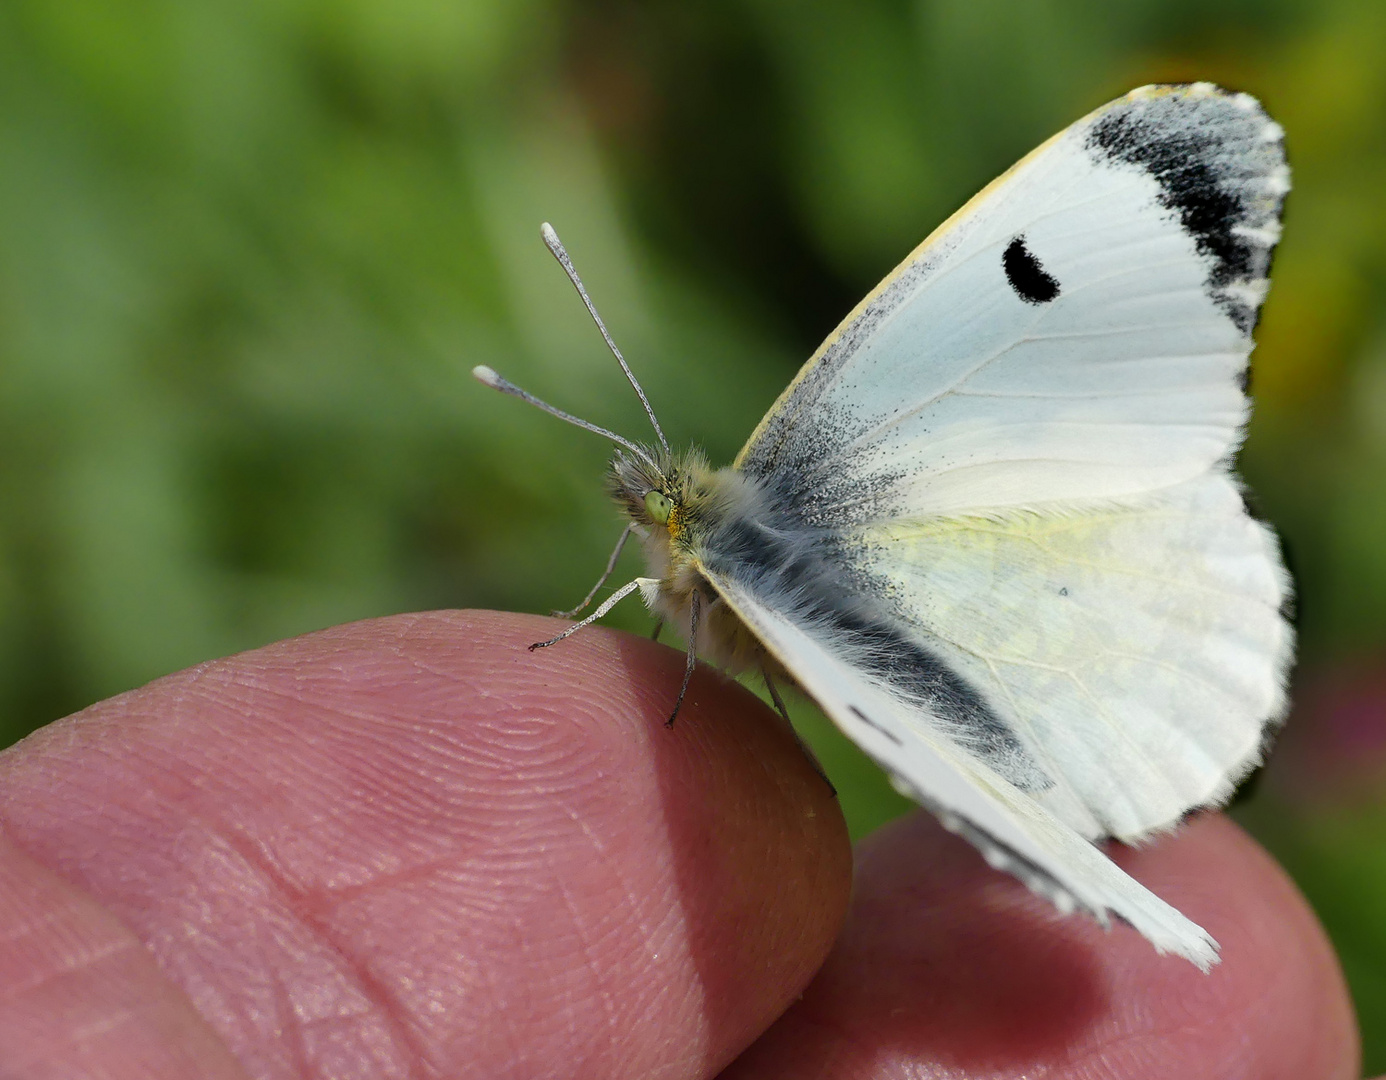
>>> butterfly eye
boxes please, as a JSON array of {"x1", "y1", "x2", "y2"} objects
[{"x1": 644, "y1": 490, "x2": 672, "y2": 524}]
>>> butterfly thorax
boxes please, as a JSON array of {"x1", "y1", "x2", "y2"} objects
[{"x1": 607, "y1": 448, "x2": 774, "y2": 673}]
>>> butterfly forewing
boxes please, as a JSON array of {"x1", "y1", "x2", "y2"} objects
[{"x1": 735, "y1": 84, "x2": 1287, "y2": 525}]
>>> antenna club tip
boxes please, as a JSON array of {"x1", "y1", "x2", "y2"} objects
[
  {"x1": 471, "y1": 364, "x2": 502, "y2": 388},
  {"x1": 540, "y1": 222, "x2": 565, "y2": 256}
]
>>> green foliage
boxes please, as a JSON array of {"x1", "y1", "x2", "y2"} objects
[{"x1": 2, "y1": 0, "x2": 1385, "y2": 1060}]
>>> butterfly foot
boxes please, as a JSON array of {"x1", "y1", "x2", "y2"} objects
[{"x1": 796, "y1": 737, "x2": 836, "y2": 796}]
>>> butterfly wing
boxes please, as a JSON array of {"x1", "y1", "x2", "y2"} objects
[
  {"x1": 701, "y1": 84, "x2": 1291, "y2": 961},
  {"x1": 837, "y1": 471, "x2": 1291, "y2": 843},
  {"x1": 736, "y1": 83, "x2": 1288, "y2": 524},
  {"x1": 698, "y1": 560, "x2": 1220, "y2": 969}
]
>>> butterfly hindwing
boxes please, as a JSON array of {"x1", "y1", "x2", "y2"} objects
[
  {"x1": 698, "y1": 560, "x2": 1220, "y2": 969},
  {"x1": 838, "y1": 472, "x2": 1292, "y2": 842}
]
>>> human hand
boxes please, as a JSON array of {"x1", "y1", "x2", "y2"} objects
[{"x1": 0, "y1": 611, "x2": 1361, "y2": 1078}]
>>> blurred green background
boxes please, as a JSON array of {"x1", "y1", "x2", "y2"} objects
[{"x1": 2, "y1": 0, "x2": 1384, "y2": 1061}]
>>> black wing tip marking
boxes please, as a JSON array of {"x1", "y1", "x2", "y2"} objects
[
  {"x1": 1085, "y1": 84, "x2": 1288, "y2": 336},
  {"x1": 1003, "y1": 235, "x2": 1061, "y2": 304}
]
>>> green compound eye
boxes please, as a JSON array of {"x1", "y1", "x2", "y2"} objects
[{"x1": 644, "y1": 490, "x2": 672, "y2": 524}]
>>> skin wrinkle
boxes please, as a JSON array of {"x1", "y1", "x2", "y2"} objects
[
  {"x1": 741, "y1": 864, "x2": 1104, "y2": 1077},
  {"x1": 487, "y1": 861, "x2": 644, "y2": 1077},
  {"x1": 0, "y1": 891, "x2": 69, "y2": 951},
  {"x1": 104, "y1": 735, "x2": 431, "y2": 1075},
  {"x1": 1116, "y1": 827, "x2": 1340, "y2": 1071},
  {"x1": 2, "y1": 932, "x2": 139, "y2": 1003},
  {"x1": 297, "y1": 851, "x2": 497, "y2": 909},
  {"x1": 474, "y1": 907, "x2": 525, "y2": 1079},
  {"x1": 734, "y1": 808, "x2": 1352, "y2": 1077},
  {"x1": 217, "y1": 829, "x2": 428, "y2": 1078},
  {"x1": 305, "y1": 721, "x2": 585, "y2": 839},
  {"x1": 331, "y1": 615, "x2": 753, "y2": 1070},
  {"x1": 192, "y1": 669, "x2": 609, "y2": 894},
  {"x1": 67, "y1": 1006, "x2": 144, "y2": 1049},
  {"x1": 268, "y1": 962, "x2": 315, "y2": 1080},
  {"x1": 1066, "y1": 948, "x2": 1284, "y2": 1078},
  {"x1": 563, "y1": 801, "x2": 667, "y2": 960},
  {"x1": 1144, "y1": 868, "x2": 1300, "y2": 1040},
  {"x1": 555, "y1": 871, "x2": 624, "y2": 1073},
  {"x1": 0, "y1": 842, "x2": 254, "y2": 1079}
]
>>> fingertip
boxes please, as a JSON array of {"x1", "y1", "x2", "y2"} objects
[
  {"x1": 443, "y1": 610, "x2": 855, "y2": 1064},
  {"x1": 1105, "y1": 814, "x2": 1360, "y2": 1079},
  {"x1": 727, "y1": 810, "x2": 1358, "y2": 1079},
  {"x1": 0, "y1": 610, "x2": 852, "y2": 1078}
]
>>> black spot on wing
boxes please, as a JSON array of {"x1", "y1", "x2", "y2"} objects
[{"x1": 1003, "y1": 236, "x2": 1060, "y2": 303}]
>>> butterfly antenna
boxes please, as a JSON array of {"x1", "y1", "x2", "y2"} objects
[
  {"x1": 540, "y1": 222, "x2": 672, "y2": 458},
  {"x1": 471, "y1": 365, "x2": 661, "y2": 472}
]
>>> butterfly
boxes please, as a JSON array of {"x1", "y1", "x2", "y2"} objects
[{"x1": 474, "y1": 83, "x2": 1293, "y2": 969}]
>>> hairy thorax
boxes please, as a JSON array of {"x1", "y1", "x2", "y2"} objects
[{"x1": 607, "y1": 448, "x2": 776, "y2": 676}]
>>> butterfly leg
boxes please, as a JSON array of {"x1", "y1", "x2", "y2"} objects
[
  {"x1": 762, "y1": 666, "x2": 791, "y2": 723},
  {"x1": 666, "y1": 590, "x2": 700, "y2": 728},
  {"x1": 529, "y1": 577, "x2": 655, "y2": 650},
  {"x1": 553, "y1": 524, "x2": 633, "y2": 618},
  {"x1": 650, "y1": 619, "x2": 664, "y2": 642},
  {"x1": 762, "y1": 665, "x2": 835, "y2": 795}
]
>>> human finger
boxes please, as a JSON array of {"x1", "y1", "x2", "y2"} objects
[
  {"x1": 724, "y1": 810, "x2": 1358, "y2": 1079},
  {"x1": 0, "y1": 610, "x2": 851, "y2": 1078}
]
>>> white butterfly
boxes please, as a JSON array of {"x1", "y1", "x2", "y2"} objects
[{"x1": 475, "y1": 83, "x2": 1293, "y2": 969}]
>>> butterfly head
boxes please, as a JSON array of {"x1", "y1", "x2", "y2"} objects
[{"x1": 607, "y1": 448, "x2": 714, "y2": 545}]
